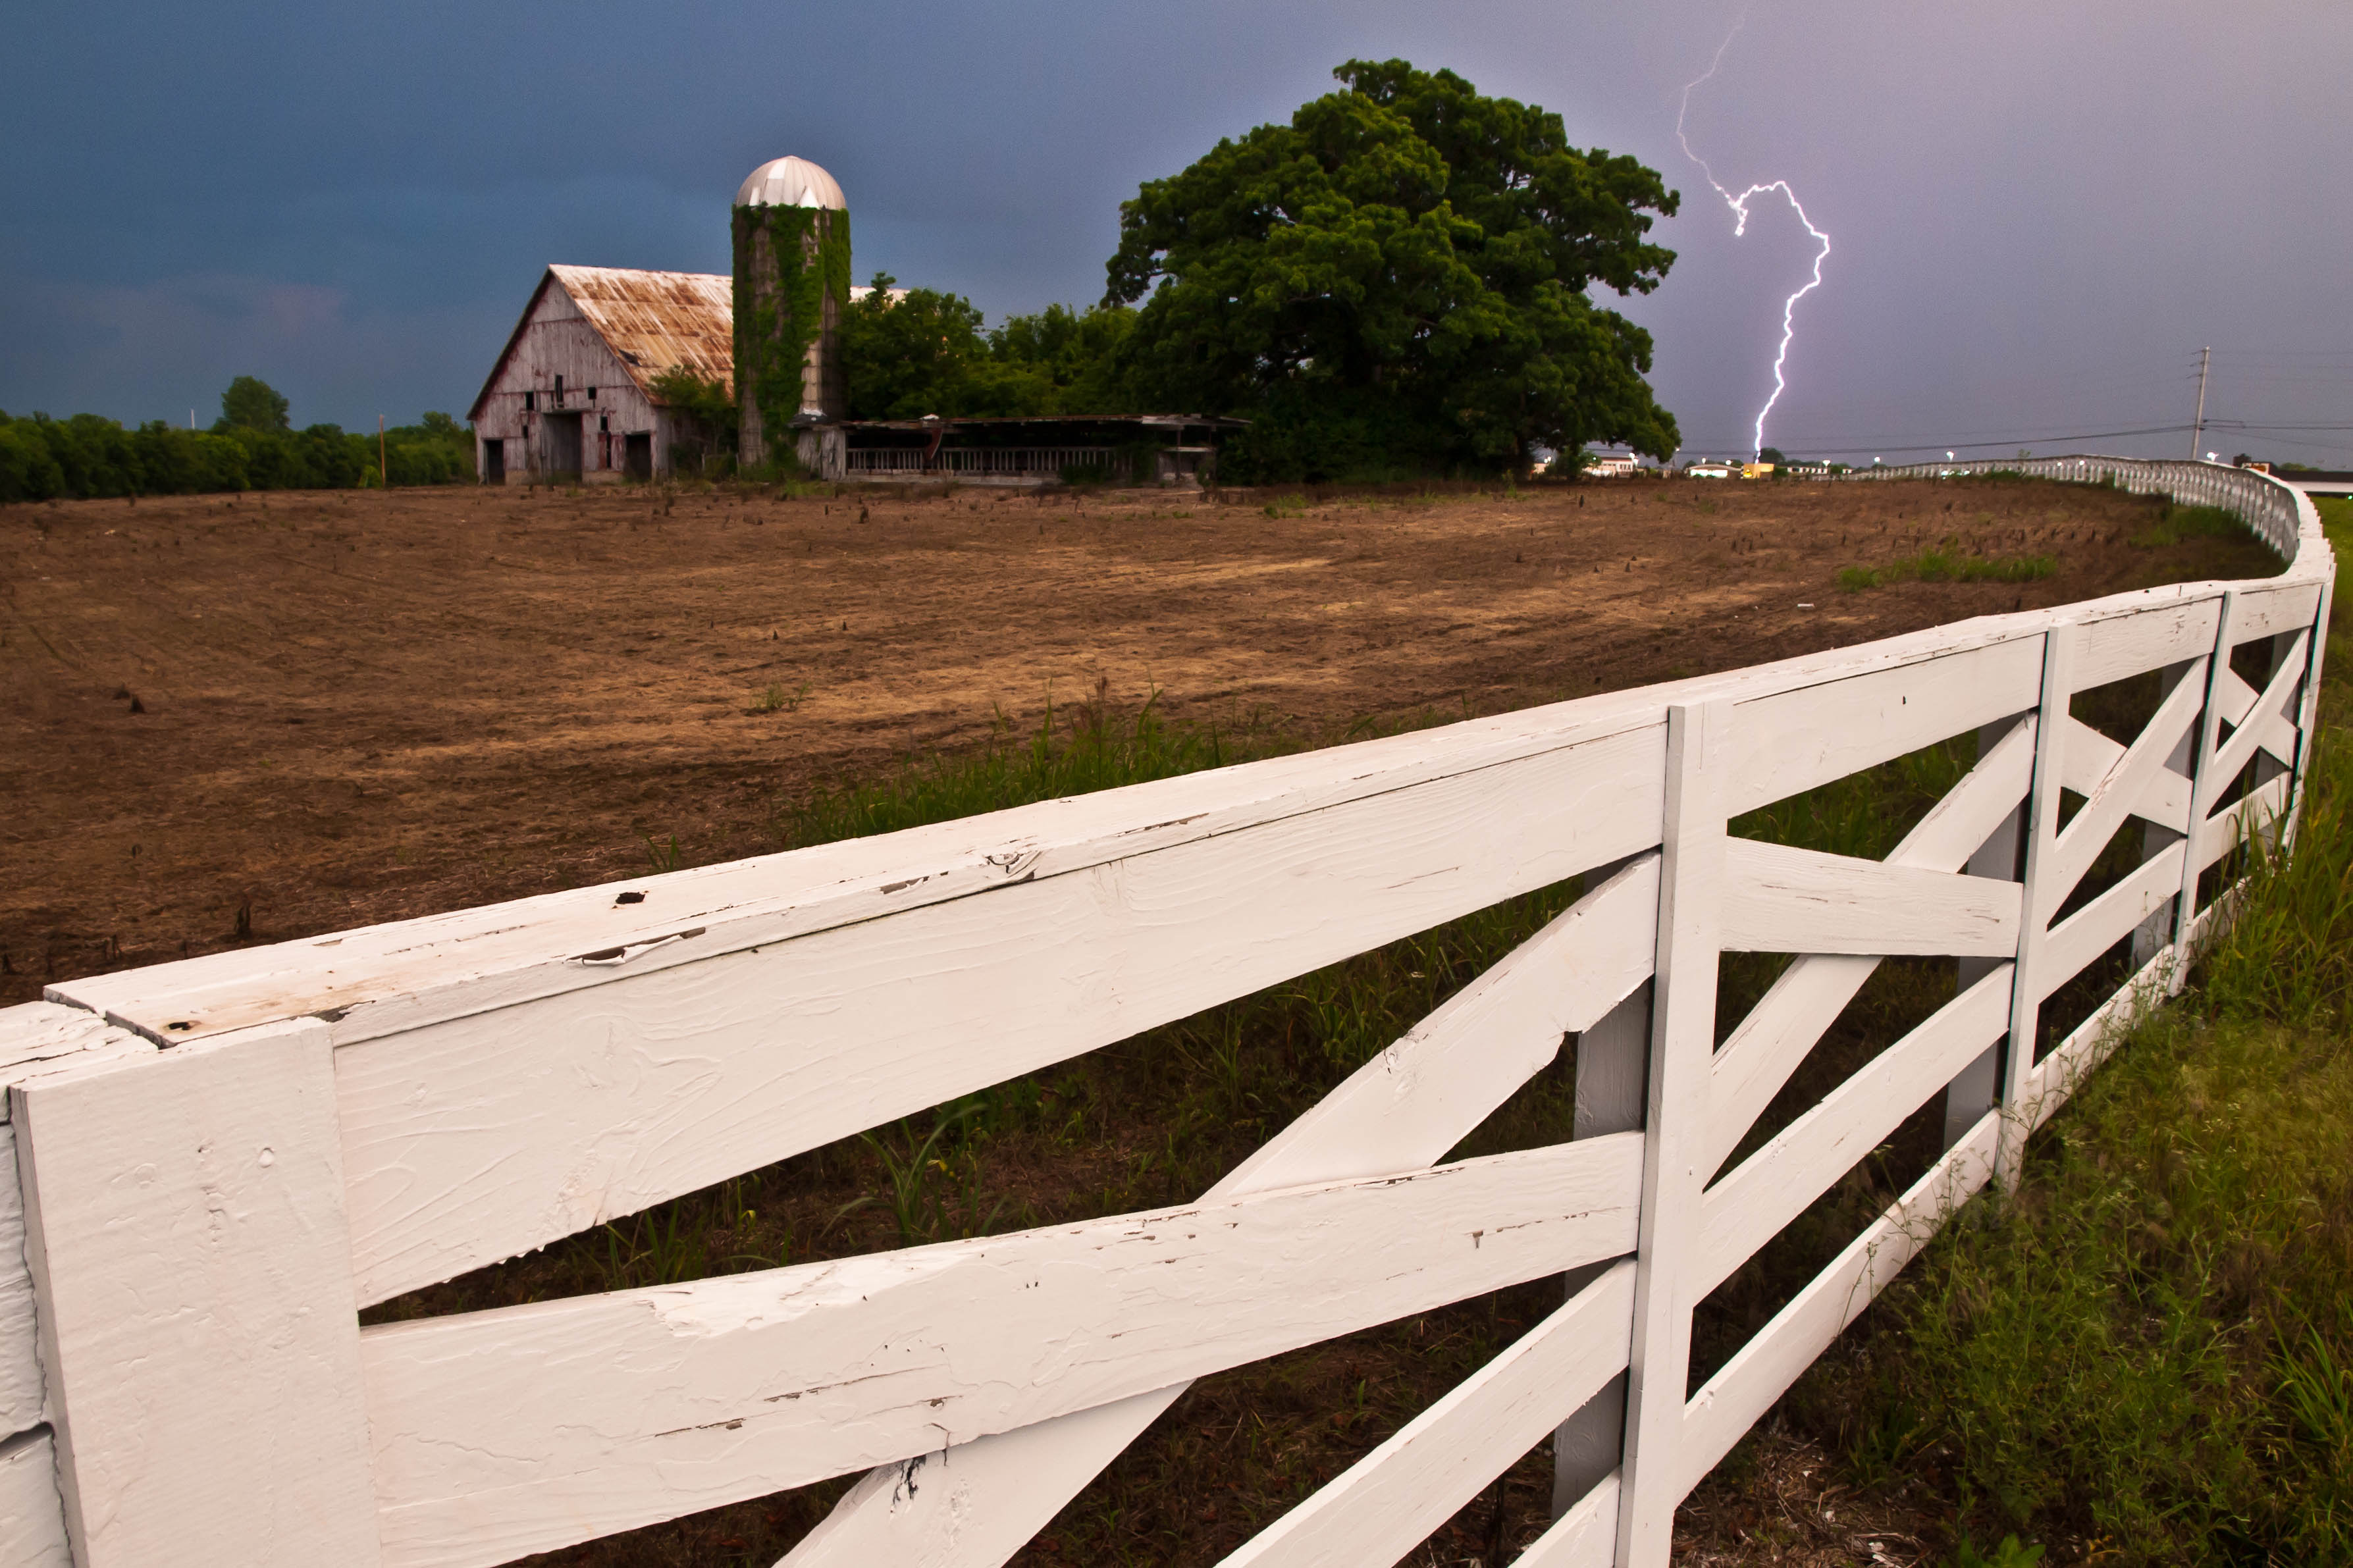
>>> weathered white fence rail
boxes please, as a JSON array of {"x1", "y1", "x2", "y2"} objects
[{"x1": 0, "y1": 457, "x2": 2331, "y2": 1567}]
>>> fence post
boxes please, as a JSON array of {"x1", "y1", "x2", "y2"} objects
[
  {"x1": 2171, "y1": 592, "x2": 2240, "y2": 985},
  {"x1": 13, "y1": 1020, "x2": 382, "y2": 1567},
  {"x1": 1552, "y1": 976, "x2": 1649, "y2": 1517},
  {"x1": 1614, "y1": 700, "x2": 1730, "y2": 1566},
  {"x1": 2285, "y1": 574, "x2": 2335, "y2": 852},
  {"x1": 2132, "y1": 660, "x2": 2200, "y2": 968},
  {"x1": 1997, "y1": 625, "x2": 2075, "y2": 1194},
  {"x1": 1944, "y1": 718, "x2": 2024, "y2": 1148}
]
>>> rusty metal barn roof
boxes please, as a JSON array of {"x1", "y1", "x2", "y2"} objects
[
  {"x1": 469, "y1": 266, "x2": 734, "y2": 421},
  {"x1": 550, "y1": 265, "x2": 734, "y2": 396}
]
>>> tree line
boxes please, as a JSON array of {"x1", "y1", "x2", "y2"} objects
[{"x1": 0, "y1": 375, "x2": 474, "y2": 503}]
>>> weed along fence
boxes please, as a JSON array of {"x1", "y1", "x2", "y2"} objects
[{"x1": 0, "y1": 457, "x2": 2331, "y2": 1567}]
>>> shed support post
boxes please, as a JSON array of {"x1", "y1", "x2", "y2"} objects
[
  {"x1": 1614, "y1": 700, "x2": 1730, "y2": 1565},
  {"x1": 13, "y1": 1020, "x2": 382, "y2": 1568}
]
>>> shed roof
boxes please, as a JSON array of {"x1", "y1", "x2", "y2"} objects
[{"x1": 468, "y1": 265, "x2": 734, "y2": 421}]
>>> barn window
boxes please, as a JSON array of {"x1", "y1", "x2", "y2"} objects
[
  {"x1": 599, "y1": 415, "x2": 609, "y2": 432},
  {"x1": 554, "y1": 375, "x2": 565, "y2": 405},
  {"x1": 587, "y1": 386, "x2": 596, "y2": 403},
  {"x1": 523, "y1": 391, "x2": 535, "y2": 411}
]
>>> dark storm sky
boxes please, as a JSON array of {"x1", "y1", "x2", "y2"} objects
[{"x1": 5, "y1": 1, "x2": 2349, "y2": 463}]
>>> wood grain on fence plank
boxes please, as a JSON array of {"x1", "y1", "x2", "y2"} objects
[
  {"x1": 1726, "y1": 640, "x2": 2042, "y2": 817},
  {"x1": 0, "y1": 1004, "x2": 154, "y2": 1124},
  {"x1": 0, "y1": 1005, "x2": 157, "y2": 1443},
  {"x1": 1722, "y1": 841, "x2": 2021, "y2": 957},
  {"x1": 1679, "y1": 1109, "x2": 2001, "y2": 1497},
  {"x1": 2221, "y1": 579, "x2": 2323, "y2": 644},
  {"x1": 2069, "y1": 595, "x2": 2221, "y2": 691},
  {"x1": 333, "y1": 723, "x2": 1666, "y2": 1305},
  {"x1": 365, "y1": 1136, "x2": 1644, "y2": 1568},
  {"x1": 1695, "y1": 966, "x2": 2010, "y2": 1301},
  {"x1": 1217, "y1": 1263, "x2": 1635, "y2": 1568}
]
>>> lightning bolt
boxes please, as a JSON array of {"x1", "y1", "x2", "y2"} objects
[{"x1": 1677, "y1": 9, "x2": 1832, "y2": 459}]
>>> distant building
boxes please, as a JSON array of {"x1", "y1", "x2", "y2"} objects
[
  {"x1": 1685, "y1": 461, "x2": 1733, "y2": 480},
  {"x1": 1583, "y1": 454, "x2": 1642, "y2": 478},
  {"x1": 468, "y1": 265, "x2": 731, "y2": 485},
  {"x1": 471, "y1": 156, "x2": 1241, "y2": 486},
  {"x1": 1741, "y1": 461, "x2": 1776, "y2": 479},
  {"x1": 468, "y1": 262, "x2": 899, "y2": 484}
]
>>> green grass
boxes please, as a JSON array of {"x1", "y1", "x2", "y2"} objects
[
  {"x1": 1785, "y1": 499, "x2": 2353, "y2": 1566},
  {"x1": 2129, "y1": 501, "x2": 2250, "y2": 550},
  {"x1": 1837, "y1": 542, "x2": 2058, "y2": 592},
  {"x1": 779, "y1": 681, "x2": 1303, "y2": 845}
]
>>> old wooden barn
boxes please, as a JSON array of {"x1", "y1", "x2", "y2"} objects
[{"x1": 468, "y1": 265, "x2": 733, "y2": 486}]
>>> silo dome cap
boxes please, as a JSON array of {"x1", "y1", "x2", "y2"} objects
[{"x1": 736, "y1": 156, "x2": 846, "y2": 211}]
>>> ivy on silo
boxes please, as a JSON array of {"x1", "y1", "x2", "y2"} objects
[{"x1": 731, "y1": 203, "x2": 851, "y2": 443}]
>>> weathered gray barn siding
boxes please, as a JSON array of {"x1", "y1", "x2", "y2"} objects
[{"x1": 468, "y1": 267, "x2": 733, "y2": 485}]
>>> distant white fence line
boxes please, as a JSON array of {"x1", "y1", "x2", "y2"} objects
[
  {"x1": 841, "y1": 444, "x2": 1116, "y2": 477},
  {"x1": 0, "y1": 459, "x2": 2331, "y2": 1567}
]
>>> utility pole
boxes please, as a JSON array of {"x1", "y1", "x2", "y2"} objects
[
  {"x1": 379, "y1": 415, "x2": 388, "y2": 488},
  {"x1": 2190, "y1": 347, "x2": 2209, "y2": 459}
]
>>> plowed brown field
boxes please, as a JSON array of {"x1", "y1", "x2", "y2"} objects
[{"x1": 0, "y1": 477, "x2": 2275, "y2": 1007}]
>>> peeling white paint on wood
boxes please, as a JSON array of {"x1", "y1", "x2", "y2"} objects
[
  {"x1": 1722, "y1": 839, "x2": 2023, "y2": 956},
  {"x1": 776, "y1": 857, "x2": 1660, "y2": 1568},
  {"x1": 329, "y1": 723, "x2": 1666, "y2": 1307},
  {"x1": 0, "y1": 1003, "x2": 154, "y2": 1444},
  {"x1": 363, "y1": 1136, "x2": 1642, "y2": 1568},
  {"x1": 14, "y1": 1021, "x2": 381, "y2": 1567}
]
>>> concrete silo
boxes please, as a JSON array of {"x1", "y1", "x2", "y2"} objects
[{"x1": 731, "y1": 156, "x2": 849, "y2": 470}]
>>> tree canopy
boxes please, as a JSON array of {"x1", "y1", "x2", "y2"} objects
[
  {"x1": 1105, "y1": 59, "x2": 1681, "y2": 478},
  {"x1": 839, "y1": 276, "x2": 1136, "y2": 421},
  {"x1": 215, "y1": 375, "x2": 291, "y2": 434}
]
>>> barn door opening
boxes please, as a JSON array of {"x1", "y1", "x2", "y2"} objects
[
  {"x1": 624, "y1": 432, "x2": 652, "y2": 481},
  {"x1": 544, "y1": 413, "x2": 583, "y2": 481},
  {"x1": 481, "y1": 438, "x2": 506, "y2": 484}
]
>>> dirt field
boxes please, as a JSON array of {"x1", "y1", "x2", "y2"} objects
[{"x1": 0, "y1": 476, "x2": 2277, "y2": 1008}]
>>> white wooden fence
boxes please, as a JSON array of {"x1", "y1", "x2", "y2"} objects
[{"x1": 0, "y1": 457, "x2": 2331, "y2": 1567}]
